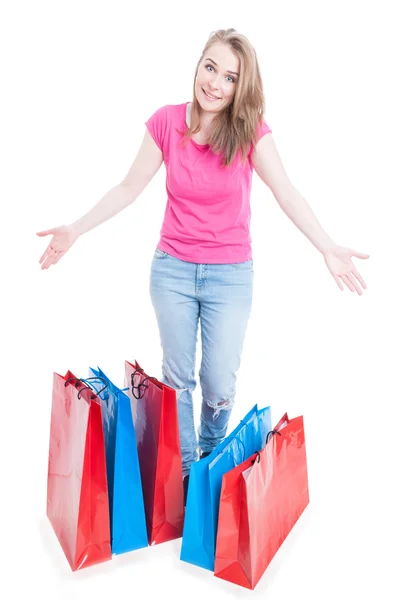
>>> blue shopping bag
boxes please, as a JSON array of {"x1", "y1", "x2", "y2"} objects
[
  {"x1": 88, "y1": 366, "x2": 148, "y2": 554},
  {"x1": 180, "y1": 404, "x2": 271, "y2": 571}
]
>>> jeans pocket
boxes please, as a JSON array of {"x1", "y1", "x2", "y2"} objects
[
  {"x1": 153, "y1": 248, "x2": 169, "y2": 259},
  {"x1": 230, "y1": 259, "x2": 253, "y2": 271}
]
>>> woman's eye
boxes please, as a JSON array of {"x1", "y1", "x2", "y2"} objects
[{"x1": 205, "y1": 64, "x2": 235, "y2": 83}]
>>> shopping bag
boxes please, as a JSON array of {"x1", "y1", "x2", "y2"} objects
[
  {"x1": 47, "y1": 371, "x2": 112, "y2": 570},
  {"x1": 124, "y1": 359, "x2": 184, "y2": 545},
  {"x1": 180, "y1": 404, "x2": 272, "y2": 571},
  {"x1": 88, "y1": 366, "x2": 148, "y2": 554},
  {"x1": 214, "y1": 413, "x2": 309, "y2": 589}
]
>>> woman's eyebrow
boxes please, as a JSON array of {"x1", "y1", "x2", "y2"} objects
[{"x1": 205, "y1": 57, "x2": 239, "y2": 77}]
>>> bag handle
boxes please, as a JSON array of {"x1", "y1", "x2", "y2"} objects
[
  {"x1": 64, "y1": 376, "x2": 109, "y2": 399},
  {"x1": 266, "y1": 429, "x2": 282, "y2": 444},
  {"x1": 130, "y1": 365, "x2": 159, "y2": 400},
  {"x1": 250, "y1": 430, "x2": 282, "y2": 464},
  {"x1": 229, "y1": 435, "x2": 247, "y2": 466}
]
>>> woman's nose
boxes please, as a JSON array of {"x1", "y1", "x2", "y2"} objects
[{"x1": 209, "y1": 77, "x2": 221, "y2": 91}]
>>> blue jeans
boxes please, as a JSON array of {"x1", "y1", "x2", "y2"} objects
[{"x1": 149, "y1": 247, "x2": 254, "y2": 477}]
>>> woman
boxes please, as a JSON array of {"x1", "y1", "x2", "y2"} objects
[{"x1": 37, "y1": 29, "x2": 369, "y2": 502}]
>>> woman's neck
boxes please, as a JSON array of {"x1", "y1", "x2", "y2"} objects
[{"x1": 187, "y1": 102, "x2": 215, "y2": 134}]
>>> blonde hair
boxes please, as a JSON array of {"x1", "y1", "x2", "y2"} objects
[{"x1": 178, "y1": 28, "x2": 267, "y2": 168}]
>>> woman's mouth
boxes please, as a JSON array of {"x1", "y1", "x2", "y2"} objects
[{"x1": 202, "y1": 88, "x2": 221, "y2": 101}]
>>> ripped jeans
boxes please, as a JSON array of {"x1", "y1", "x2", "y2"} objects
[{"x1": 149, "y1": 247, "x2": 254, "y2": 477}]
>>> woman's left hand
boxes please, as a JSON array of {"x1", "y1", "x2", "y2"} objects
[{"x1": 323, "y1": 245, "x2": 370, "y2": 295}]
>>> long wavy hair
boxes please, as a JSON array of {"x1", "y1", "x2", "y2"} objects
[{"x1": 178, "y1": 28, "x2": 267, "y2": 168}]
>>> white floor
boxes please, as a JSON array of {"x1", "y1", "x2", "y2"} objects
[
  {"x1": 9, "y1": 392, "x2": 396, "y2": 600},
  {"x1": 3, "y1": 1, "x2": 397, "y2": 596}
]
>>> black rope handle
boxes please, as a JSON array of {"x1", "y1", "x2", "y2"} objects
[
  {"x1": 130, "y1": 366, "x2": 159, "y2": 399},
  {"x1": 64, "y1": 377, "x2": 96, "y2": 400},
  {"x1": 64, "y1": 376, "x2": 109, "y2": 399},
  {"x1": 251, "y1": 451, "x2": 261, "y2": 465},
  {"x1": 250, "y1": 430, "x2": 282, "y2": 465},
  {"x1": 266, "y1": 429, "x2": 282, "y2": 444}
]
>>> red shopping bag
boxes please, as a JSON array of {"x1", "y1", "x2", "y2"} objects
[
  {"x1": 214, "y1": 413, "x2": 309, "y2": 589},
  {"x1": 124, "y1": 360, "x2": 184, "y2": 545},
  {"x1": 47, "y1": 371, "x2": 112, "y2": 570}
]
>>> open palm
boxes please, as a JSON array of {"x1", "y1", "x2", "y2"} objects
[
  {"x1": 323, "y1": 245, "x2": 369, "y2": 295},
  {"x1": 37, "y1": 225, "x2": 79, "y2": 270}
]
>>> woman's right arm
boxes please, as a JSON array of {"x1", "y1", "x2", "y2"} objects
[{"x1": 37, "y1": 129, "x2": 163, "y2": 270}]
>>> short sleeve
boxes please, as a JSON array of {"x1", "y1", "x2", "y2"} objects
[
  {"x1": 248, "y1": 119, "x2": 272, "y2": 165},
  {"x1": 145, "y1": 105, "x2": 168, "y2": 152},
  {"x1": 257, "y1": 119, "x2": 272, "y2": 141}
]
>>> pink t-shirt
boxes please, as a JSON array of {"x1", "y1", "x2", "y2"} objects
[{"x1": 145, "y1": 102, "x2": 272, "y2": 264}]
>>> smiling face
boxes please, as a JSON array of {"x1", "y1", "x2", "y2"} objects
[{"x1": 195, "y1": 42, "x2": 240, "y2": 114}]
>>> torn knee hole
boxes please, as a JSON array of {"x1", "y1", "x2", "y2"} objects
[
  {"x1": 207, "y1": 398, "x2": 233, "y2": 409},
  {"x1": 218, "y1": 399, "x2": 232, "y2": 409}
]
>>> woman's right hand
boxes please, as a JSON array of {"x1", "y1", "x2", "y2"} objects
[{"x1": 37, "y1": 224, "x2": 79, "y2": 270}]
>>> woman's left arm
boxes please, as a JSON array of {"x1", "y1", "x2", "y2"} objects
[{"x1": 251, "y1": 134, "x2": 370, "y2": 295}]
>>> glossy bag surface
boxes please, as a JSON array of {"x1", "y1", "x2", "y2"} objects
[
  {"x1": 88, "y1": 367, "x2": 148, "y2": 554},
  {"x1": 180, "y1": 404, "x2": 272, "y2": 571},
  {"x1": 46, "y1": 371, "x2": 112, "y2": 570},
  {"x1": 214, "y1": 413, "x2": 309, "y2": 589},
  {"x1": 124, "y1": 359, "x2": 184, "y2": 545}
]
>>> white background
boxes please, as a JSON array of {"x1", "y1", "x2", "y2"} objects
[{"x1": 1, "y1": 0, "x2": 397, "y2": 598}]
